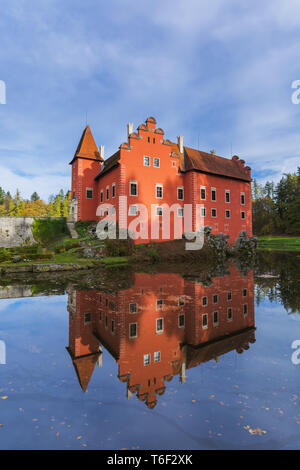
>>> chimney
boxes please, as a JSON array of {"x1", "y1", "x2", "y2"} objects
[
  {"x1": 99, "y1": 145, "x2": 105, "y2": 160},
  {"x1": 177, "y1": 135, "x2": 183, "y2": 154},
  {"x1": 127, "y1": 122, "x2": 133, "y2": 140}
]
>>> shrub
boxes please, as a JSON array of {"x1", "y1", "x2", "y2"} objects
[
  {"x1": 104, "y1": 238, "x2": 134, "y2": 257},
  {"x1": 32, "y1": 218, "x2": 70, "y2": 245},
  {"x1": 74, "y1": 220, "x2": 97, "y2": 238}
]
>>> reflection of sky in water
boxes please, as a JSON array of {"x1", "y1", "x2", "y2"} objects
[{"x1": 0, "y1": 291, "x2": 300, "y2": 450}]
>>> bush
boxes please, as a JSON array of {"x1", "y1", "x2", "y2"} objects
[
  {"x1": 74, "y1": 220, "x2": 97, "y2": 238},
  {"x1": 32, "y1": 218, "x2": 70, "y2": 245},
  {"x1": 54, "y1": 238, "x2": 81, "y2": 253},
  {"x1": 104, "y1": 238, "x2": 134, "y2": 257}
]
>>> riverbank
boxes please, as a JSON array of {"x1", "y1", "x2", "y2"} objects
[{"x1": 257, "y1": 236, "x2": 300, "y2": 251}]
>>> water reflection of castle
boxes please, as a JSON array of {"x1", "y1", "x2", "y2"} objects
[{"x1": 66, "y1": 266, "x2": 255, "y2": 409}]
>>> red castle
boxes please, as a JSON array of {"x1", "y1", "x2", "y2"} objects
[{"x1": 69, "y1": 117, "x2": 252, "y2": 243}]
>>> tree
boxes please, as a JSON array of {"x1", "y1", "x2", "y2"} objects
[{"x1": 30, "y1": 192, "x2": 40, "y2": 202}]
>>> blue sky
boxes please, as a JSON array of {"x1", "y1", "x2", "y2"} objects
[{"x1": 0, "y1": 0, "x2": 300, "y2": 200}]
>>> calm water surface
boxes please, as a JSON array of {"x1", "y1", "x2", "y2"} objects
[{"x1": 0, "y1": 253, "x2": 299, "y2": 450}]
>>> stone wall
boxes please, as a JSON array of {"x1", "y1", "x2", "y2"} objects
[{"x1": 0, "y1": 217, "x2": 66, "y2": 248}]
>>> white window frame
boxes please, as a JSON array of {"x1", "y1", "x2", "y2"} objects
[
  {"x1": 213, "y1": 294, "x2": 218, "y2": 304},
  {"x1": 225, "y1": 190, "x2": 230, "y2": 203},
  {"x1": 153, "y1": 157, "x2": 160, "y2": 168},
  {"x1": 156, "y1": 318, "x2": 164, "y2": 333},
  {"x1": 178, "y1": 296, "x2": 185, "y2": 306},
  {"x1": 177, "y1": 208, "x2": 184, "y2": 217},
  {"x1": 156, "y1": 183, "x2": 163, "y2": 199},
  {"x1": 177, "y1": 186, "x2": 184, "y2": 201},
  {"x1": 200, "y1": 186, "x2": 206, "y2": 200},
  {"x1": 225, "y1": 209, "x2": 231, "y2": 219},
  {"x1": 241, "y1": 192, "x2": 245, "y2": 205},
  {"x1": 84, "y1": 312, "x2": 92, "y2": 324},
  {"x1": 100, "y1": 189, "x2": 103, "y2": 203},
  {"x1": 211, "y1": 208, "x2": 217, "y2": 218},
  {"x1": 144, "y1": 353, "x2": 151, "y2": 365},
  {"x1": 112, "y1": 183, "x2": 116, "y2": 198},
  {"x1": 241, "y1": 211, "x2": 246, "y2": 220},
  {"x1": 201, "y1": 207, "x2": 206, "y2": 217},
  {"x1": 154, "y1": 351, "x2": 161, "y2": 363},
  {"x1": 227, "y1": 307, "x2": 233, "y2": 322},
  {"x1": 213, "y1": 311, "x2": 219, "y2": 326},
  {"x1": 129, "y1": 180, "x2": 138, "y2": 196},
  {"x1": 106, "y1": 185, "x2": 109, "y2": 200},
  {"x1": 243, "y1": 288, "x2": 247, "y2": 297},
  {"x1": 156, "y1": 299, "x2": 164, "y2": 310},
  {"x1": 156, "y1": 206, "x2": 163, "y2": 216},
  {"x1": 227, "y1": 291, "x2": 232, "y2": 301},
  {"x1": 202, "y1": 313, "x2": 208, "y2": 329},
  {"x1": 129, "y1": 205, "x2": 138, "y2": 216},
  {"x1": 86, "y1": 188, "x2": 93, "y2": 199},
  {"x1": 211, "y1": 187, "x2": 217, "y2": 202},
  {"x1": 202, "y1": 296, "x2": 208, "y2": 306},
  {"x1": 129, "y1": 322, "x2": 138, "y2": 339},
  {"x1": 178, "y1": 314, "x2": 185, "y2": 328},
  {"x1": 129, "y1": 302, "x2": 138, "y2": 313},
  {"x1": 143, "y1": 155, "x2": 150, "y2": 167}
]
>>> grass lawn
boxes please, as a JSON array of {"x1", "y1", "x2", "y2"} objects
[{"x1": 258, "y1": 236, "x2": 300, "y2": 251}]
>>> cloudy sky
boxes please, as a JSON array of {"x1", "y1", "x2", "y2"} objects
[{"x1": 0, "y1": 0, "x2": 300, "y2": 200}]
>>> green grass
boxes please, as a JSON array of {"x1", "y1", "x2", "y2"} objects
[{"x1": 258, "y1": 236, "x2": 300, "y2": 251}]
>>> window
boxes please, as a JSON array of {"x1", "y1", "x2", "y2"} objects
[
  {"x1": 111, "y1": 320, "x2": 115, "y2": 334},
  {"x1": 129, "y1": 303, "x2": 138, "y2": 313},
  {"x1": 153, "y1": 157, "x2": 160, "y2": 167},
  {"x1": 110, "y1": 301, "x2": 115, "y2": 311},
  {"x1": 211, "y1": 188, "x2": 216, "y2": 201},
  {"x1": 241, "y1": 211, "x2": 245, "y2": 219},
  {"x1": 148, "y1": 137, "x2": 150, "y2": 143},
  {"x1": 200, "y1": 186, "x2": 206, "y2": 200},
  {"x1": 227, "y1": 291, "x2": 232, "y2": 301},
  {"x1": 154, "y1": 351, "x2": 161, "y2": 362},
  {"x1": 243, "y1": 304, "x2": 248, "y2": 316},
  {"x1": 86, "y1": 188, "x2": 93, "y2": 199},
  {"x1": 156, "y1": 206, "x2": 163, "y2": 216},
  {"x1": 213, "y1": 294, "x2": 218, "y2": 304},
  {"x1": 241, "y1": 193, "x2": 245, "y2": 205},
  {"x1": 177, "y1": 187, "x2": 184, "y2": 200},
  {"x1": 202, "y1": 314, "x2": 208, "y2": 329},
  {"x1": 156, "y1": 184, "x2": 163, "y2": 198},
  {"x1": 178, "y1": 314, "x2": 185, "y2": 328},
  {"x1": 129, "y1": 322, "x2": 138, "y2": 339},
  {"x1": 144, "y1": 354, "x2": 150, "y2": 365},
  {"x1": 243, "y1": 288, "x2": 247, "y2": 297},
  {"x1": 201, "y1": 207, "x2": 206, "y2": 217},
  {"x1": 112, "y1": 183, "x2": 116, "y2": 198},
  {"x1": 144, "y1": 156, "x2": 150, "y2": 166},
  {"x1": 213, "y1": 311, "x2": 219, "y2": 326},
  {"x1": 105, "y1": 298, "x2": 109, "y2": 307},
  {"x1": 227, "y1": 307, "x2": 233, "y2": 321},
  {"x1": 105, "y1": 314, "x2": 108, "y2": 328},
  {"x1": 225, "y1": 190, "x2": 230, "y2": 203},
  {"x1": 178, "y1": 296, "x2": 185, "y2": 306},
  {"x1": 202, "y1": 296, "x2": 208, "y2": 306},
  {"x1": 130, "y1": 181, "x2": 138, "y2": 196},
  {"x1": 156, "y1": 318, "x2": 164, "y2": 333},
  {"x1": 106, "y1": 186, "x2": 109, "y2": 200},
  {"x1": 129, "y1": 205, "x2": 138, "y2": 216},
  {"x1": 84, "y1": 312, "x2": 91, "y2": 324},
  {"x1": 99, "y1": 295, "x2": 102, "y2": 304},
  {"x1": 156, "y1": 299, "x2": 164, "y2": 310},
  {"x1": 211, "y1": 208, "x2": 217, "y2": 218},
  {"x1": 99, "y1": 311, "x2": 102, "y2": 321},
  {"x1": 225, "y1": 210, "x2": 231, "y2": 218},
  {"x1": 177, "y1": 208, "x2": 184, "y2": 217}
]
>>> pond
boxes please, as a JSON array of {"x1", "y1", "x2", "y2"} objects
[{"x1": 0, "y1": 252, "x2": 299, "y2": 450}]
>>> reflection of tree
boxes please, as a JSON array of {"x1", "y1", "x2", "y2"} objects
[{"x1": 255, "y1": 252, "x2": 300, "y2": 313}]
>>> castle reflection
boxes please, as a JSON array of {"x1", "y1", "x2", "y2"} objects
[{"x1": 66, "y1": 265, "x2": 255, "y2": 409}]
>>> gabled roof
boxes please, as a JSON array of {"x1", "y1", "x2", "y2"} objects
[
  {"x1": 71, "y1": 352, "x2": 100, "y2": 392},
  {"x1": 69, "y1": 125, "x2": 102, "y2": 164},
  {"x1": 184, "y1": 147, "x2": 251, "y2": 182},
  {"x1": 94, "y1": 150, "x2": 120, "y2": 180}
]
